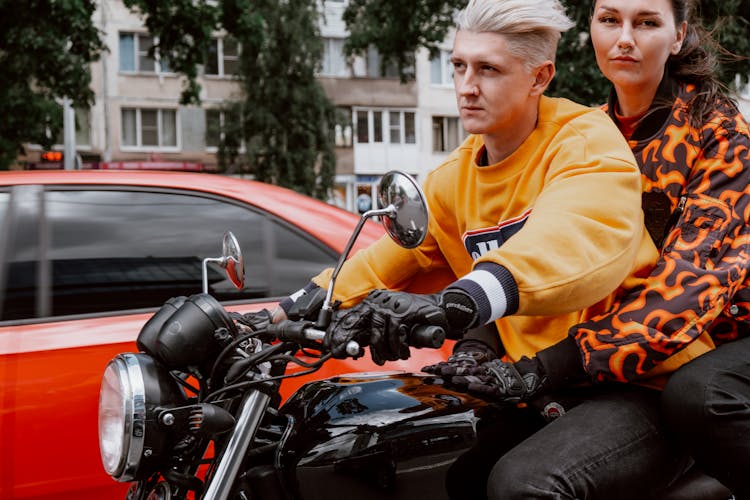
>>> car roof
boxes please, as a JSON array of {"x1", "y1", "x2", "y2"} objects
[{"x1": 0, "y1": 170, "x2": 384, "y2": 250}]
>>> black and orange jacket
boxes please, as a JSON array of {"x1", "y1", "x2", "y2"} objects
[{"x1": 571, "y1": 76, "x2": 750, "y2": 384}]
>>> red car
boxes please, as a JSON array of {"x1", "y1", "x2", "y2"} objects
[{"x1": 0, "y1": 170, "x2": 454, "y2": 500}]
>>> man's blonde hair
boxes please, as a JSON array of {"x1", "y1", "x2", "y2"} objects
[{"x1": 456, "y1": 0, "x2": 574, "y2": 69}]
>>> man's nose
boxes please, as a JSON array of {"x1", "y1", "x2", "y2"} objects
[{"x1": 458, "y1": 68, "x2": 479, "y2": 96}]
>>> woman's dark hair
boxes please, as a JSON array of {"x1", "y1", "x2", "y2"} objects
[{"x1": 666, "y1": 0, "x2": 738, "y2": 126}]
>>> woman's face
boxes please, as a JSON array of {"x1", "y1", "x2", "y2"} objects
[{"x1": 590, "y1": 0, "x2": 686, "y2": 92}]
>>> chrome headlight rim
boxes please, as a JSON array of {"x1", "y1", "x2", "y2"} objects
[{"x1": 99, "y1": 353, "x2": 147, "y2": 481}]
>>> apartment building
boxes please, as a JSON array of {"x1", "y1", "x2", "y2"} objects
[
  {"x1": 22, "y1": 0, "x2": 463, "y2": 214},
  {"x1": 24, "y1": 0, "x2": 750, "y2": 213}
]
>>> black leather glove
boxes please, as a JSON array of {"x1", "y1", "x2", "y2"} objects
[
  {"x1": 327, "y1": 289, "x2": 476, "y2": 366},
  {"x1": 450, "y1": 337, "x2": 588, "y2": 404},
  {"x1": 234, "y1": 309, "x2": 273, "y2": 332},
  {"x1": 450, "y1": 356, "x2": 548, "y2": 403},
  {"x1": 422, "y1": 338, "x2": 498, "y2": 378}
]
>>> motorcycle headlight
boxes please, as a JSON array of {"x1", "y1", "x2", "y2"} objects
[{"x1": 98, "y1": 353, "x2": 187, "y2": 481}]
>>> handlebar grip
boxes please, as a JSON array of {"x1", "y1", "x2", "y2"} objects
[{"x1": 409, "y1": 325, "x2": 445, "y2": 349}]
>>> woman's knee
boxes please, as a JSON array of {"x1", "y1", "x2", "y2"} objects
[{"x1": 662, "y1": 362, "x2": 709, "y2": 430}]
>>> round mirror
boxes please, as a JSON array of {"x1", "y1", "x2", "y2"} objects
[
  {"x1": 222, "y1": 231, "x2": 245, "y2": 290},
  {"x1": 377, "y1": 171, "x2": 429, "y2": 249}
]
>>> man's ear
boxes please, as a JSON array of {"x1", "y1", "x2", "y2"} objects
[{"x1": 530, "y1": 61, "x2": 555, "y2": 96}]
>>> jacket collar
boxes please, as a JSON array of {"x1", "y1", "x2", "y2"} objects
[{"x1": 606, "y1": 69, "x2": 680, "y2": 142}]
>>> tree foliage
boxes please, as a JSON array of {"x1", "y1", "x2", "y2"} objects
[
  {"x1": 343, "y1": 0, "x2": 750, "y2": 105},
  {"x1": 126, "y1": 0, "x2": 335, "y2": 199},
  {"x1": 0, "y1": 0, "x2": 104, "y2": 170}
]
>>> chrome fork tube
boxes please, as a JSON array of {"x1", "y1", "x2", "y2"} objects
[{"x1": 202, "y1": 391, "x2": 271, "y2": 500}]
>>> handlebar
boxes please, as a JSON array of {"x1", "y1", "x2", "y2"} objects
[{"x1": 267, "y1": 321, "x2": 446, "y2": 357}]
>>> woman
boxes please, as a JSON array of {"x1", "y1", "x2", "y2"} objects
[
  {"x1": 431, "y1": 0, "x2": 750, "y2": 496},
  {"x1": 582, "y1": 0, "x2": 750, "y2": 495}
]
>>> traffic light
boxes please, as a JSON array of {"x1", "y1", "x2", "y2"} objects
[{"x1": 41, "y1": 151, "x2": 63, "y2": 162}]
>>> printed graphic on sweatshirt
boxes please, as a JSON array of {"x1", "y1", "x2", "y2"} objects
[{"x1": 463, "y1": 208, "x2": 532, "y2": 260}]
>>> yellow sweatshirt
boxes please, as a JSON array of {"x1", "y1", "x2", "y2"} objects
[{"x1": 314, "y1": 96, "x2": 658, "y2": 362}]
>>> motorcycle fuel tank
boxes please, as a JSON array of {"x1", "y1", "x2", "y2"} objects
[{"x1": 278, "y1": 372, "x2": 502, "y2": 500}]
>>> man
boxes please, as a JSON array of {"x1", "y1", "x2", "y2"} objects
[{"x1": 272, "y1": 0, "x2": 688, "y2": 498}]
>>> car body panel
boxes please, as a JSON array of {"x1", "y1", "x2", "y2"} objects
[{"x1": 0, "y1": 171, "x2": 455, "y2": 500}]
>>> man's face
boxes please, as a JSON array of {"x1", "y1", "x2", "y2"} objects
[{"x1": 451, "y1": 30, "x2": 539, "y2": 138}]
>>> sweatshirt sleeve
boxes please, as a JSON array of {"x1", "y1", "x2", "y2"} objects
[{"x1": 571, "y1": 121, "x2": 750, "y2": 382}]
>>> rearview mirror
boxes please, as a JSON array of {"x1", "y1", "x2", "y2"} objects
[
  {"x1": 377, "y1": 170, "x2": 428, "y2": 249},
  {"x1": 201, "y1": 231, "x2": 245, "y2": 294}
]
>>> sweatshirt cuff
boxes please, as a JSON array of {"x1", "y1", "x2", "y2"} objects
[
  {"x1": 448, "y1": 262, "x2": 519, "y2": 324},
  {"x1": 279, "y1": 282, "x2": 320, "y2": 314}
]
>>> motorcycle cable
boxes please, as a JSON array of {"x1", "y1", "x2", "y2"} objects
[
  {"x1": 203, "y1": 353, "x2": 332, "y2": 403},
  {"x1": 206, "y1": 329, "x2": 266, "y2": 395}
]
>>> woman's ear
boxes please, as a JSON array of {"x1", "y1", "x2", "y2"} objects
[
  {"x1": 530, "y1": 61, "x2": 555, "y2": 96},
  {"x1": 672, "y1": 20, "x2": 688, "y2": 55}
]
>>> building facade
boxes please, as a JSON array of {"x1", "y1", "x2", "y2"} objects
[
  {"x1": 22, "y1": 0, "x2": 750, "y2": 213},
  {"x1": 22, "y1": 0, "x2": 464, "y2": 214}
]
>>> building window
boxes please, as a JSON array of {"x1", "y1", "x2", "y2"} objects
[
  {"x1": 321, "y1": 38, "x2": 349, "y2": 77},
  {"x1": 366, "y1": 46, "x2": 413, "y2": 79},
  {"x1": 389, "y1": 111, "x2": 415, "y2": 144},
  {"x1": 205, "y1": 36, "x2": 239, "y2": 77},
  {"x1": 119, "y1": 33, "x2": 170, "y2": 74},
  {"x1": 54, "y1": 108, "x2": 91, "y2": 147},
  {"x1": 334, "y1": 107, "x2": 353, "y2": 147},
  {"x1": 430, "y1": 50, "x2": 453, "y2": 86},
  {"x1": 432, "y1": 116, "x2": 466, "y2": 152},
  {"x1": 355, "y1": 109, "x2": 415, "y2": 145},
  {"x1": 121, "y1": 108, "x2": 178, "y2": 148},
  {"x1": 205, "y1": 109, "x2": 222, "y2": 148}
]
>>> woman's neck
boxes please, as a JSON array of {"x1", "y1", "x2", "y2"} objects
[{"x1": 614, "y1": 80, "x2": 661, "y2": 118}]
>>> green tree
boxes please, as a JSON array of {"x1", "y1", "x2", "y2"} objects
[
  {"x1": 0, "y1": 0, "x2": 105, "y2": 170},
  {"x1": 343, "y1": 0, "x2": 750, "y2": 105},
  {"x1": 126, "y1": 0, "x2": 336, "y2": 199}
]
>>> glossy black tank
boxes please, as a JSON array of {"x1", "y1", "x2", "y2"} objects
[{"x1": 277, "y1": 372, "x2": 502, "y2": 500}]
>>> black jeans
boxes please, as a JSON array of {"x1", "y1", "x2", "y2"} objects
[
  {"x1": 447, "y1": 385, "x2": 688, "y2": 500},
  {"x1": 662, "y1": 336, "x2": 750, "y2": 499}
]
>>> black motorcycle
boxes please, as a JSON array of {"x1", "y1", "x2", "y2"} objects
[{"x1": 97, "y1": 171, "x2": 731, "y2": 500}]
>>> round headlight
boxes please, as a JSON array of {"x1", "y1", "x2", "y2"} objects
[{"x1": 98, "y1": 353, "x2": 187, "y2": 481}]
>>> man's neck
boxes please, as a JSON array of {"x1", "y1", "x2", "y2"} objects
[{"x1": 482, "y1": 109, "x2": 538, "y2": 165}]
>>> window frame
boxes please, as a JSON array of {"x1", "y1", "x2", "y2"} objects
[
  {"x1": 204, "y1": 36, "x2": 240, "y2": 78},
  {"x1": 355, "y1": 108, "x2": 416, "y2": 145},
  {"x1": 118, "y1": 32, "x2": 172, "y2": 75},
  {"x1": 432, "y1": 115, "x2": 467, "y2": 152},
  {"x1": 120, "y1": 107, "x2": 181, "y2": 152},
  {"x1": 429, "y1": 49, "x2": 454, "y2": 87}
]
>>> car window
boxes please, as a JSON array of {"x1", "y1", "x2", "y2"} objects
[{"x1": 1, "y1": 187, "x2": 337, "y2": 321}]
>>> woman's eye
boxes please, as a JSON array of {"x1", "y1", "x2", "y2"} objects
[{"x1": 598, "y1": 16, "x2": 617, "y2": 24}]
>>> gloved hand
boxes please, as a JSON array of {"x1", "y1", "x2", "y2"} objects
[
  {"x1": 234, "y1": 308, "x2": 273, "y2": 332},
  {"x1": 422, "y1": 338, "x2": 498, "y2": 379},
  {"x1": 327, "y1": 289, "x2": 476, "y2": 366},
  {"x1": 450, "y1": 356, "x2": 548, "y2": 404}
]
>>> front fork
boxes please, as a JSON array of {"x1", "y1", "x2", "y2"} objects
[
  {"x1": 202, "y1": 390, "x2": 272, "y2": 500},
  {"x1": 127, "y1": 390, "x2": 272, "y2": 500}
]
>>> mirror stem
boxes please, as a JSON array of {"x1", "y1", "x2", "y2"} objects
[
  {"x1": 317, "y1": 205, "x2": 397, "y2": 326},
  {"x1": 201, "y1": 257, "x2": 224, "y2": 294}
]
